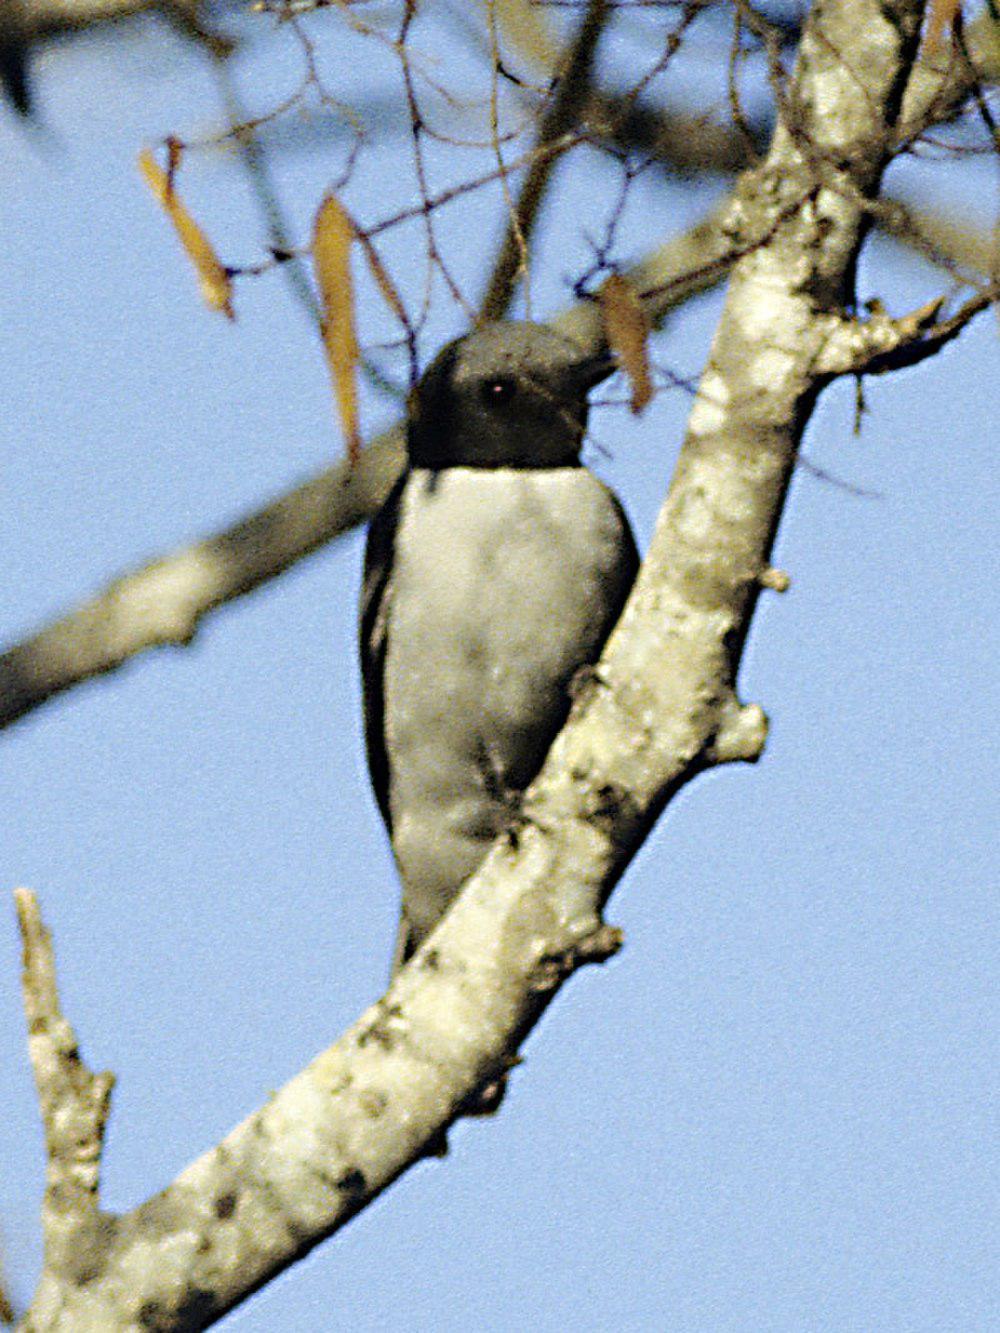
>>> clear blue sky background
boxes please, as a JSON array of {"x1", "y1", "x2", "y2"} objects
[{"x1": 1, "y1": 7, "x2": 996, "y2": 1329}]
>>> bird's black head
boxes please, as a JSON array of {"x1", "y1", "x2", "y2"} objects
[{"x1": 407, "y1": 321, "x2": 615, "y2": 470}]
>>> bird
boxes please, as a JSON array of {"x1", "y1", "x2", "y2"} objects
[{"x1": 361, "y1": 320, "x2": 638, "y2": 977}]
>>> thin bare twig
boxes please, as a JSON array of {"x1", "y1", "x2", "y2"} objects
[
  {"x1": 398, "y1": 0, "x2": 475, "y2": 322},
  {"x1": 210, "y1": 56, "x2": 322, "y2": 326},
  {"x1": 479, "y1": 0, "x2": 611, "y2": 321}
]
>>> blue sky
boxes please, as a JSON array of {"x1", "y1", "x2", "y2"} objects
[{"x1": 1, "y1": 8, "x2": 996, "y2": 1329}]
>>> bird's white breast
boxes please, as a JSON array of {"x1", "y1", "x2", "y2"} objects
[{"x1": 383, "y1": 466, "x2": 632, "y2": 943}]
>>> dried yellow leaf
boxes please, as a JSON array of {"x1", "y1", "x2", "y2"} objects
[
  {"x1": 599, "y1": 273, "x2": 652, "y2": 414},
  {"x1": 314, "y1": 192, "x2": 362, "y2": 463},
  {"x1": 138, "y1": 148, "x2": 234, "y2": 321}
]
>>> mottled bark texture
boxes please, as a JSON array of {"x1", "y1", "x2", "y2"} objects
[{"x1": 17, "y1": 2, "x2": 945, "y2": 1329}]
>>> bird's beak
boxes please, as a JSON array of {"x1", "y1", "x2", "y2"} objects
[{"x1": 566, "y1": 347, "x2": 617, "y2": 393}]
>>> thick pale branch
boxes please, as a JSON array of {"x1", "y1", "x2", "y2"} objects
[
  {"x1": 6, "y1": 163, "x2": 989, "y2": 737},
  {"x1": 3, "y1": 3, "x2": 230, "y2": 116},
  {"x1": 859, "y1": 288, "x2": 999, "y2": 373},
  {"x1": 23, "y1": 2, "x2": 936, "y2": 1326},
  {"x1": 16, "y1": 0, "x2": 209, "y2": 41},
  {"x1": 0, "y1": 430, "x2": 405, "y2": 729},
  {"x1": 879, "y1": 196, "x2": 1000, "y2": 283},
  {"x1": 814, "y1": 295, "x2": 946, "y2": 374}
]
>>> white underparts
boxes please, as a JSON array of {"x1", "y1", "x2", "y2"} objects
[{"x1": 383, "y1": 466, "x2": 634, "y2": 950}]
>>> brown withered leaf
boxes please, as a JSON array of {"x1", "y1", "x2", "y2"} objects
[
  {"x1": 354, "y1": 229, "x2": 408, "y2": 328},
  {"x1": 138, "y1": 148, "x2": 234, "y2": 321},
  {"x1": 313, "y1": 192, "x2": 362, "y2": 464},
  {"x1": 598, "y1": 273, "x2": 652, "y2": 414}
]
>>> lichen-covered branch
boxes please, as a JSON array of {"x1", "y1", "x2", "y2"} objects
[{"x1": 20, "y1": 2, "x2": 938, "y2": 1327}]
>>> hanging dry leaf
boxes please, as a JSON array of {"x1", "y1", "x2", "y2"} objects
[
  {"x1": 313, "y1": 192, "x2": 362, "y2": 464},
  {"x1": 598, "y1": 273, "x2": 652, "y2": 414},
  {"x1": 355, "y1": 230, "x2": 408, "y2": 328},
  {"x1": 138, "y1": 148, "x2": 234, "y2": 321}
]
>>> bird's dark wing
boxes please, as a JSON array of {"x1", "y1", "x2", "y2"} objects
[{"x1": 360, "y1": 471, "x2": 408, "y2": 831}]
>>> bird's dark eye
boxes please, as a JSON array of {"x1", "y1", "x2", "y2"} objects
[{"x1": 481, "y1": 377, "x2": 517, "y2": 406}]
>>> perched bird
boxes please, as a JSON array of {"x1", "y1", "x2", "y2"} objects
[{"x1": 361, "y1": 320, "x2": 638, "y2": 974}]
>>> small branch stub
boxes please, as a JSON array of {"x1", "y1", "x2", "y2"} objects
[
  {"x1": 759, "y1": 566, "x2": 791, "y2": 592},
  {"x1": 709, "y1": 701, "x2": 768, "y2": 766},
  {"x1": 15, "y1": 889, "x2": 115, "y2": 1222},
  {"x1": 531, "y1": 923, "x2": 624, "y2": 994}
]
